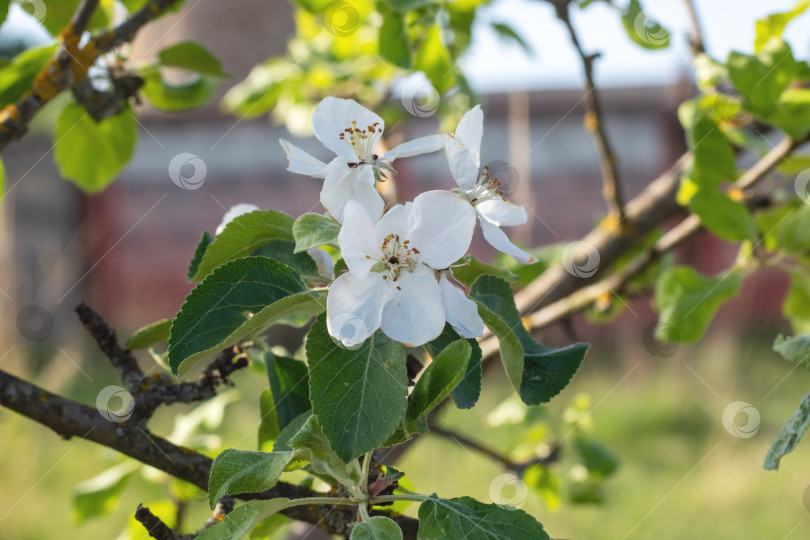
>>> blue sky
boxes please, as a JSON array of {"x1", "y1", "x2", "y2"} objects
[{"x1": 462, "y1": 0, "x2": 810, "y2": 91}]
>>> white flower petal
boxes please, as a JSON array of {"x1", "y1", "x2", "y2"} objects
[
  {"x1": 307, "y1": 247, "x2": 334, "y2": 278},
  {"x1": 383, "y1": 134, "x2": 444, "y2": 161},
  {"x1": 475, "y1": 198, "x2": 528, "y2": 227},
  {"x1": 478, "y1": 217, "x2": 537, "y2": 265},
  {"x1": 376, "y1": 202, "x2": 412, "y2": 244},
  {"x1": 279, "y1": 139, "x2": 329, "y2": 178},
  {"x1": 215, "y1": 203, "x2": 261, "y2": 235},
  {"x1": 380, "y1": 266, "x2": 445, "y2": 346},
  {"x1": 338, "y1": 200, "x2": 381, "y2": 279},
  {"x1": 407, "y1": 190, "x2": 476, "y2": 269},
  {"x1": 443, "y1": 141, "x2": 480, "y2": 192},
  {"x1": 327, "y1": 272, "x2": 394, "y2": 348},
  {"x1": 312, "y1": 97, "x2": 384, "y2": 160},
  {"x1": 320, "y1": 157, "x2": 385, "y2": 224},
  {"x1": 439, "y1": 272, "x2": 484, "y2": 339},
  {"x1": 453, "y1": 105, "x2": 483, "y2": 165}
]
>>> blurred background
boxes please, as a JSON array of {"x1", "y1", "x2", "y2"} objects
[{"x1": 1, "y1": 0, "x2": 809, "y2": 538}]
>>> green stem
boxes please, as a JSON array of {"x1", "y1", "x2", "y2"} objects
[
  {"x1": 371, "y1": 494, "x2": 429, "y2": 504},
  {"x1": 360, "y1": 451, "x2": 374, "y2": 495},
  {"x1": 282, "y1": 496, "x2": 359, "y2": 509},
  {"x1": 359, "y1": 501, "x2": 371, "y2": 522}
]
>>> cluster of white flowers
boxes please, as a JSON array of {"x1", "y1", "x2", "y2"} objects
[{"x1": 219, "y1": 97, "x2": 535, "y2": 348}]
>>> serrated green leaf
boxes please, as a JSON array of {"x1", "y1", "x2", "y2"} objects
[
  {"x1": 208, "y1": 450, "x2": 291, "y2": 509},
  {"x1": 188, "y1": 231, "x2": 213, "y2": 281},
  {"x1": 54, "y1": 102, "x2": 136, "y2": 192},
  {"x1": 451, "y1": 255, "x2": 518, "y2": 287},
  {"x1": 773, "y1": 334, "x2": 810, "y2": 368},
  {"x1": 287, "y1": 414, "x2": 364, "y2": 489},
  {"x1": 425, "y1": 325, "x2": 482, "y2": 409},
  {"x1": 621, "y1": 0, "x2": 670, "y2": 50},
  {"x1": 0, "y1": 44, "x2": 57, "y2": 108},
  {"x1": 306, "y1": 315, "x2": 408, "y2": 462},
  {"x1": 263, "y1": 351, "x2": 311, "y2": 432},
  {"x1": 292, "y1": 213, "x2": 341, "y2": 253},
  {"x1": 413, "y1": 24, "x2": 455, "y2": 94},
  {"x1": 158, "y1": 41, "x2": 228, "y2": 77},
  {"x1": 654, "y1": 266, "x2": 741, "y2": 343},
  {"x1": 141, "y1": 67, "x2": 218, "y2": 112},
  {"x1": 197, "y1": 498, "x2": 290, "y2": 540},
  {"x1": 253, "y1": 240, "x2": 320, "y2": 278},
  {"x1": 765, "y1": 390, "x2": 810, "y2": 470},
  {"x1": 126, "y1": 318, "x2": 172, "y2": 350},
  {"x1": 273, "y1": 411, "x2": 313, "y2": 452},
  {"x1": 407, "y1": 340, "x2": 470, "y2": 424},
  {"x1": 417, "y1": 495, "x2": 550, "y2": 540},
  {"x1": 193, "y1": 210, "x2": 294, "y2": 281},
  {"x1": 727, "y1": 38, "x2": 796, "y2": 113},
  {"x1": 168, "y1": 257, "x2": 323, "y2": 375},
  {"x1": 754, "y1": 0, "x2": 809, "y2": 52},
  {"x1": 73, "y1": 461, "x2": 140, "y2": 523},
  {"x1": 351, "y1": 516, "x2": 403, "y2": 540},
  {"x1": 380, "y1": 10, "x2": 410, "y2": 68},
  {"x1": 688, "y1": 191, "x2": 757, "y2": 242}
]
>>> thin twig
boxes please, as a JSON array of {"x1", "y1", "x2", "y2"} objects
[{"x1": 682, "y1": 0, "x2": 707, "y2": 56}]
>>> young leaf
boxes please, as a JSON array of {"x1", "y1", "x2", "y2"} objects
[
  {"x1": 263, "y1": 351, "x2": 311, "y2": 431},
  {"x1": 451, "y1": 255, "x2": 518, "y2": 287},
  {"x1": 168, "y1": 257, "x2": 323, "y2": 375},
  {"x1": 727, "y1": 38, "x2": 796, "y2": 113},
  {"x1": 776, "y1": 205, "x2": 810, "y2": 254},
  {"x1": 407, "y1": 340, "x2": 470, "y2": 424},
  {"x1": 287, "y1": 414, "x2": 364, "y2": 489},
  {"x1": 413, "y1": 24, "x2": 455, "y2": 93},
  {"x1": 306, "y1": 315, "x2": 408, "y2": 462},
  {"x1": 196, "y1": 499, "x2": 290, "y2": 540},
  {"x1": 654, "y1": 266, "x2": 741, "y2": 343},
  {"x1": 621, "y1": 0, "x2": 670, "y2": 50},
  {"x1": 678, "y1": 101, "x2": 735, "y2": 192},
  {"x1": 141, "y1": 68, "x2": 218, "y2": 112},
  {"x1": 208, "y1": 450, "x2": 292, "y2": 509},
  {"x1": 773, "y1": 334, "x2": 810, "y2": 369},
  {"x1": 187, "y1": 231, "x2": 213, "y2": 281},
  {"x1": 292, "y1": 213, "x2": 340, "y2": 253},
  {"x1": 764, "y1": 390, "x2": 810, "y2": 470},
  {"x1": 0, "y1": 44, "x2": 57, "y2": 108},
  {"x1": 783, "y1": 273, "x2": 810, "y2": 334},
  {"x1": 688, "y1": 191, "x2": 757, "y2": 242},
  {"x1": 351, "y1": 516, "x2": 403, "y2": 540},
  {"x1": 126, "y1": 318, "x2": 172, "y2": 350},
  {"x1": 754, "y1": 0, "x2": 809, "y2": 52},
  {"x1": 770, "y1": 88, "x2": 810, "y2": 139},
  {"x1": 573, "y1": 435, "x2": 618, "y2": 480},
  {"x1": 158, "y1": 41, "x2": 228, "y2": 77},
  {"x1": 491, "y1": 22, "x2": 533, "y2": 55},
  {"x1": 417, "y1": 495, "x2": 550, "y2": 540},
  {"x1": 73, "y1": 461, "x2": 140, "y2": 523},
  {"x1": 54, "y1": 102, "x2": 137, "y2": 193},
  {"x1": 425, "y1": 325, "x2": 483, "y2": 409},
  {"x1": 379, "y1": 10, "x2": 410, "y2": 68},
  {"x1": 258, "y1": 388, "x2": 280, "y2": 450},
  {"x1": 192, "y1": 210, "x2": 295, "y2": 281}
]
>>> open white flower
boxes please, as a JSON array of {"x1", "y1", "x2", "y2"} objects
[
  {"x1": 216, "y1": 203, "x2": 260, "y2": 235},
  {"x1": 327, "y1": 190, "x2": 483, "y2": 348},
  {"x1": 280, "y1": 97, "x2": 443, "y2": 224},
  {"x1": 444, "y1": 106, "x2": 537, "y2": 264}
]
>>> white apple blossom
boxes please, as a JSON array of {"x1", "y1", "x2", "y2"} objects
[
  {"x1": 280, "y1": 96, "x2": 443, "y2": 224},
  {"x1": 327, "y1": 191, "x2": 484, "y2": 348},
  {"x1": 444, "y1": 106, "x2": 537, "y2": 265},
  {"x1": 215, "y1": 203, "x2": 260, "y2": 235}
]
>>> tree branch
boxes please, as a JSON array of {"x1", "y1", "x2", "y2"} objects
[{"x1": 682, "y1": 0, "x2": 707, "y2": 56}]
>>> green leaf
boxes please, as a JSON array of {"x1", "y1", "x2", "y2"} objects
[
  {"x1": 776, "y1": 205, "x2": 810, "y2": 254},
  {"x1": 688, "y1": 192, "x2": 757, "y2": 242},
  {"x1": 754, "y1": 0, "x2": 809, "y2": 52},
  {"x1": 126, "y1": 318, "x2": 172, "y2": 350},
  {"x1": 764, "y1": 390, "x2": 810, "y2": 470},
  {"x1": 573, "y1": 435, "x2": 618, "y2": 480},
  {"x1": 168, "y1": 257, "x2": 322, "y2": 375},
  {"x1": 491, "y1": 23, "x2": 533, "y2": 55},
  {"x1": 470, "y1": 275, "x2": 588, "y2": 405},
  {"x1": 221, "y1": 58, "x2": 292, "y2": 119},
  {"x1": 54, "y1": 102, "x2": 137, "y2": 193},
  {"x1": 306, "y1": 314, "x2": 408, "y2": 462},
  {"x1": 141, "y1": 67, "x2": 218, "y2": 112},
  {"x1": 773, "y1": 334, "x2": 810, "y2": 369},
  {"x1": 380, "y1": 10, "x2": 410, "y2": 68},
  {"x1": 187, "y1": 231, "x2": 213, "y2": 281},
  {"x1": 73, "y1": 461, "x2": 140, "y2": 523},
  {"x1": 770, "y1": 88, "x2": 810, "y2": 140},
  {"x1": 158, "y1": 41, "x2": 228, "y2": 77},
  {"x1": 523, "y1": 464, "x2": 561, "y2": 511},
  {"x1": 258, "y1": 388, "x2": 280, "y2": 451},
  {"x1": 621, "y1": 0, "x2": 670, "y2": 50},
  {"x1": 417, "y1": 495, "x2": 550, "y2": 540},
  {"x1": 654, "y1": 266, "x2": 741, "y2": 343},
  {"x1": 253, "y1": 241, "x2": 320, "y2": 279},
  {"x1": 0, "y1": 44, "x2": 57, "y2": 108},
  {"x1": 451, "y1": 255, "x2": 518, "y2": 287},
  {"x1": 413, "y1": 24, "x2": 455, "y2": 94},
  {"x1": 208, "y1": 449, "x2": 291, "y2": 509},
  {"x1": 196, "y1": 499, "x2": 290, "y2": 540},
  {"x1": 292, "y1": 213, "x2": 340, "y2": 253},
  {"x1": 407, "y1": 340, "x2": 470, "y2": 424},
  {"x1": 263, "y1": 351, "x2": 311, "y2": 431},
  {"x1": 425, "y1": 325, "x2": 482, "y2": 409},
  {"x1": 273, "y1": 411, "x2": 313, "y2": 452},
  {"x1": 192, "y1": 209, "x2": 294, "y2": 281},
  {"x1": 286, "y1": 414, "x2": 364, "y2": 490},
  {"x1": 351, "y1": 516, "x2": 403, "y2": 540},
  {"x1": 727, "y1": 38, "x2": 796, "y2": 113},
  {"x1": 678, "y1": 100, "x2": 735, "y2": 191},
  {"x1": 783, "y1": 273, "x2": 810, "y2": 334},
  {"x1": 41, "y1": 0, "x2": 111, "y2": 35}
]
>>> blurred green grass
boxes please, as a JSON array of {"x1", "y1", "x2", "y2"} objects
[{"x1": 1, "y1": 335, "x2": 809, "y2": 539}]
